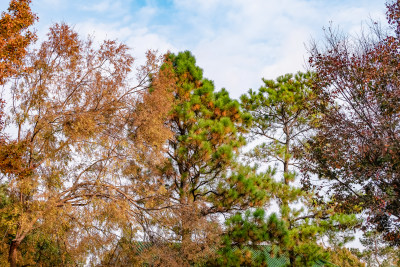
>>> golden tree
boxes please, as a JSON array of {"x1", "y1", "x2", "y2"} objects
[{"x1": 0, "y1": 22, "x2": 172, "y2": 266}]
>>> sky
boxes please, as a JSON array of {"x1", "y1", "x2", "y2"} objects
[{"x1": 1, "y1": 0, "x2": 387, "y2": 99}]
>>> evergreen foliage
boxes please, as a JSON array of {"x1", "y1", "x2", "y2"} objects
[
  {"x1": 241, "y1": 72, "x2": 359, "y2": 266},
  {"x1": 134, "y1": 51, "x2": 277, "y2": 266}
]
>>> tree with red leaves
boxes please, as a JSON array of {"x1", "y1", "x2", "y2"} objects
[{"x1": 307, "y1": 0, "x2": 400, "y2": 246}]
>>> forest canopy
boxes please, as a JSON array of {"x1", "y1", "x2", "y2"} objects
[{"x1": 0, "y1": 0, "x2": 399, "y2": 266}]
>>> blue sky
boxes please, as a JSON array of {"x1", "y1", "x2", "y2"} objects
[{"x1": 1, "y1": 0, "x2": 387, "y2": 98}]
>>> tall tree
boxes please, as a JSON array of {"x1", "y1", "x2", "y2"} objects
[
  {"x1": 0, "y1": 23, "x2": 172, "y2": 266},
  {"x1": 241, "y1": 72, "x2": 358, "y2": 266},
  {"x1": 130, "y1": 51, "x2": 275, "y2": 266},
  {"x1": 307, "y1": 0, "x2": 400, "y2": 246}
]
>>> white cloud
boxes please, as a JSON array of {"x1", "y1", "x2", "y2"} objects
[
  {"x1": 82, "y1": 0, "x2": 112, "y2": 12},
  {"x1": 173, "y1": 0, "x2": 230, "y2": 12},
  {"x1": 74, "y1": 20, "x2": 177, "y2": 67},
  {"x1": 125, "y1": 31, "x2": 178, "y2": 64},
  {"x1": 75, "y1": 20, "x2": 133, "y2": 41},
  {"x1": 80, "y1": 0, "x2": 129, "y2": 15},
  {"x1": 165, "y1": 0, "x2": 387, "y2": 97},
  {"x1": 168, "y1": 0, "x2": 321, "y2": 97}
]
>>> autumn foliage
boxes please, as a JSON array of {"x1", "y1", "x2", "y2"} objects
[
  {"x1": 0, "y1": 14, "x2": 173, "y2": 267},
  {"x1": 0, "y1": 0, "x2": 37, "y2": 85},
  {"x1": 307, "y1": 0, "x2": 400, "y2": 246},
  {"x1": 0, "y1": 0, "x2": 399, "y2": 266}
]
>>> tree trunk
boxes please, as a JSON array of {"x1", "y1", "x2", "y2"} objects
[
  {"x1": 289, "y1": 251, "x2": 296, "y2": 266},
  {"x1": 9, "y1": 239, "x2": 20, "y2": 267},
  {"x1": 281, "y1": 132, "x2": 291, "y2": 221},
  {"x1": 283, "y1": 131, "x2": 290, "y2": 185}
]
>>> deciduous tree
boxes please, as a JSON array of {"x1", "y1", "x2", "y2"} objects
[
  {"x1": 0, "y1": 22, "x2": 172, "y2": 266},
  {"x1": 307, "y1": 0, "x2": 400, "y2": 246}
]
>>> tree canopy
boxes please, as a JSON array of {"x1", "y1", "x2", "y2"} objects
[
  {"x1": 307, "y1": 0, "x2": 400, "y2": 246},
  {"x1": 0, "y1": 0, "x2": 399, "y2": 266}
]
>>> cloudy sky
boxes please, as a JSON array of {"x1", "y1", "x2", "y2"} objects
[{"x1": 2, "y1": 0, "x2": 387, "y2": 98}]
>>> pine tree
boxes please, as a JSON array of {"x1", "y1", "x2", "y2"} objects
[
  {"x1": 241, "y1": 72, "x2": 358, "y2": 266},
  {"x1": 135, "y1": 51, "x2": 275, "y2": 266}
]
